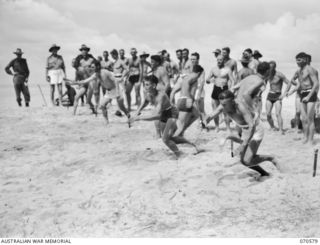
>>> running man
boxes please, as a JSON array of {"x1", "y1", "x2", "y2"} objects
[
  {"x1": 5, "y1": 48, "x2": 31, "y2": 107},
  {"x1": 205, "y1": 88, "x2": 282, "y2": 181},
  {"x1": 206, "y1": 54, "x2": 236, "y2": 132},
  {"x1": 170, "y1": 65, "x2": 205, "y2": 137},
  {"x1": 265, "y1": 61, "x2": 290, "y2": 134},
  {"x1": 46, "y1": 44, "x2": 65, "y2": 106},
  {"x1": 73, "y1": 44, "x2": 97, "y2": 114},
  {"x1": 129, "y1": 75, "x2": 199, "y2": 158},
  {"x1": 66, "y1": 60, "x2": 129, "y2": 124}
]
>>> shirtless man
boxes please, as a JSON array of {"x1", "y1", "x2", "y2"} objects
[
  {"x1": 147, "y1": 54, "x2": 171, "y2": 138},
  {"x1": 125, "y1": 48, "x2": 141, "y2": 110},
  {"x1": 139, "y1": 52, "x2": 151, "y2": 83},
  {"x1": 119, "y1": 49, "x2": 129, "y2": 66},
  {"x1": 292, "y1": 52, "x2": 319, "y2": 144},
  {"x1": 101, "y1": 51, "x2": 114, "y2": 71},
  {"x1": 129, "y1": 75, "x2": 199, "y2": 158},
  {"x1": 237, "y1": 55, "x2": 254, "y2": 82},
  {"x1": 222, "y1": 47, "x2": 238, "y2": 77},
  {"x1": 253, "y1": 50, "x2": 262, "y2": 64},
  {"x1": 265, "y1": 61, "x2": 290, "y2": 134},
  {"x1": 73, "y1": 44, "x2": 97, "y2": 114},
  {"x1": 206, "y1": 55, "x2": 236, "y2": 132},
  {"x1": 170, "y1": 65, "x2": 205, "y2": 137},
  {"x1": 176, "y1": 49, "x2": 183, "y2": 72},
  {"x1": 191, "y1": 52, "x2": 206, "y2": 122},
  {"x1": 111, "y1": 49, "x2": 129, "y2": 117},
  {"x1": 150, "y1": 55, "x2": 171, "y2": 95},
  {"x1": 181, "y1": 48, "x2": 192, "y2": 76},
  {"x1": 205, "y1": 88, "x2": 282, "y2": 181},
  {"x1": 46, "y1": 44, "x2": 65, "y2": 105},
  {"x1": 243, "y1": 48, "x2": 259, "y2": 74},
  {"x1": 66, "y1": 60, "x2": 129, "y2": 124}
]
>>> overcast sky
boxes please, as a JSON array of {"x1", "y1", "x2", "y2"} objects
[{"x1": 1, "y1": 0, "x2": 320, "y2": 84}]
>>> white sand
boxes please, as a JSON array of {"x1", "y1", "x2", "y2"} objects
[{"x1": 0, "y1": 83, "x2": 320, "y2": 237}]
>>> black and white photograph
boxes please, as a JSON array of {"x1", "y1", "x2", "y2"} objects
[{"x1": 0, "y1": 0, "x2": 320, "y2": 242}]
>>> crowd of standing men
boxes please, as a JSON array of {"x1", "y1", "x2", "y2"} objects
[{"x1": 5, "y1": 44, "x2": 319, "y2": 180}]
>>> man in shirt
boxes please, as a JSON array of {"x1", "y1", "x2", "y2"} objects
[
  {"x1": 46, "y1": 44, "x2": 66, "y2": 106},
  {"x1": 5, "y1": 48, "x2": 30, "y2": 107}
]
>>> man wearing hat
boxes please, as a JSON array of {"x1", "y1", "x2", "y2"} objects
[
  {"x1": 46, "y1": 44, "x2": 65, "y2": 106},
  {"x1": 213, "y1": 49, "x2": 221, "y2": 58},
  {"x1": 253, "y1": 50, "x2": 263, "y2": 63},
  {"x1": 238, "y1": 55, "x2": 254, "y2": 81},
  {"x1": 73, "y1": 44, "x2": 96, "y2": 114},
  {"x1": 5, "y1": 48, "x2": 31, "y2": 107}
]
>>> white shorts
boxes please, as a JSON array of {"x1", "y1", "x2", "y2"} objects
[
  {"x1": 103, "y1": 88, "x2": 120, "y2": 101},
  {"x1": 48, "y1": 69, "x2": 65, "y2": 85},
  {"x1": 241, "y1": 121, "x2": 264, "y2": 141}
]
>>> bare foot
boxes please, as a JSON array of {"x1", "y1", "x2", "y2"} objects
[{"x1": 271, "y1": 156, "x2": 285, "y2": 173}]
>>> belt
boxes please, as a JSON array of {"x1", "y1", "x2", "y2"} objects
[{"x1": 114, "y1": 74, "x2": 122, "y2": 78}]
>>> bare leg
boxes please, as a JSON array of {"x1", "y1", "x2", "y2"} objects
[
  {"x1": 116, "y1": 97, "x2": 129, "y2": 116},
  {"x1": 162, "y1": 119, "x2": 180, "y2": 157},
  {"x1": 100, "y1": 97, "x2": 112, "y2": 125},
  {"x1": 274, "y1": 100, "x2": 284, "y2": 134},
  {"x1": 307, "y1": 102, "x2": 316, "y2": 144},
  {"x1": 180, "y1": 106, "x2": 200, "y2": 134},
  {"x1": 266, "y1": 100, "x2": 275, "y2": 129},
  {"x1": 125, "y1": 81, "x2": 134, "y2": 112},
  {"x1": 50, "y1": 84, "x2": 55, "y2": 105},
  {"x1": 211, "y1": 99, "x2": 220, "y2": 132},
  {"x1": 134, "y1": 82, "x2": 141, "y2": 107},
  {"x1": 174, "y1": 111, "x2": 191, "y2": 137},
  {"x1": 154, "y1": 120, "x2": 162, "y2": 138},
  {"x1": 73, "y1": 87, "x2": 87, "y2": 115},
  {"x1": 300, "y1": 101, "x2": 308, "y2": 143},
  {"x1": 57, "y1": 84, "x2": 63, "y2": 105},
  {"x1": 86, "y1": 82, "x2": 95, "y2": 114}
]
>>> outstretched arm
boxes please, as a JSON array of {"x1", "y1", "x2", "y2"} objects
[{"x1": 205, "y1": 104, "x2": 224, "y2": 125}]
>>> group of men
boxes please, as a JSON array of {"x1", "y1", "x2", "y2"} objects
[{"x1": 5, "y1": 45, "x2": 319, "y2": 180}]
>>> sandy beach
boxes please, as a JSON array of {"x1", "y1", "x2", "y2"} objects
[{"x1": 0, "y1": 83, "x2": 320, "y2": 237}]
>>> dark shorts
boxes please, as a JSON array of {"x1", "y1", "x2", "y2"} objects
[
  {"x1": 211, "y1": 85, "x2": 228, "y2": 100},
  {"x1": 128, "y1": 75, "x2": 140, "y2": 84},
  {"x1": 267, "y1": 92, "x2": 281, "y2": 104},
  {"x1": 177, "y1": 97, "x2": 193, "y2": 112},
  {"x1": 165, "y1": 86, "x2": 172, "y2": 98},
  {"x1": 300, "y1": 90, "x2": 318, "y2": 103},
  {"x1": 160, "y1": 107, "x2": 178, "y2": 123}
]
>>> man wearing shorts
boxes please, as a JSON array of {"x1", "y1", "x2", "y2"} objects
[
  {"x1": 206, "y1": 54, "x2": 236, "y2": 132},
  {"x1": 67, "y1": 61, "x2": 129, "y2": 124},
  {"x1": 124, "y1": 48, "x2": 141, "y2": 110},
  {"x1": 46, "y1": 44, "x2": 65, "y2": 106},
  {"x1": 205, "y1": 89, "x2": 282, "y2": 181},
  {"x1": 265, "y1": 61, "x2": 290, "y2": 134},
  {"x1": 130, "y1": 75, "x2": 199, "y2": 158},
  {"x1": 170, "y1": 65, "x2": 204, "y2": 137},
  {"x1": 294, "y1": 52, "x2": 319, "y2": 144}
]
